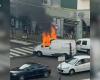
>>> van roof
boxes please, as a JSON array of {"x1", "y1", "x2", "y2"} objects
[
  {"x1": 77, "y1": 38, "x2": 90, "y2": 41},
  {"x1": 52, "y1": 39, "x2": 75, "y2": 42},
  {"x1": 74, "y1": 55, "x2": 90, "y2": 60}
]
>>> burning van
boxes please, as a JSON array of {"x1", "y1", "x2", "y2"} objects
[
  {"x1": 34, "y1": 39, "x2": 76, "y2": 56},
  {"x1": 34, "y1": 39, "x2": 76, "y2": 57},
  {"x1": 34, "y1": 24, "x2": 76, "y2": 57}
]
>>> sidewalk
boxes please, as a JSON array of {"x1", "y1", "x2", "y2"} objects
[{"x1": 10, "y1": 39, "x2": 33, "y2": 45}]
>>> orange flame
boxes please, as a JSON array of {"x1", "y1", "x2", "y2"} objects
[
  {"x1": 42, "y1": 32, "x2": 51, "y2": 47},
  {"x1": 42, "y1": 24, "x2": 57, "y2": 47},
  {"x1": 50, "y1": 24, "x2": 57, "y2": 40}
]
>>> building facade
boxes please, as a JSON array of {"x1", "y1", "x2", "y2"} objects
[
  {"x1": 10, "y1": 0, "x2": 90, "y2": 41},
  {"x1": 10, "y1": 0, "x2": 45, "y2": 41},
  {"x1": 43, "y1": 0, "x2": 90, "y2": 39}
]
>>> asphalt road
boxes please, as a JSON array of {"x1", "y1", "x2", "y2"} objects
[
  {"x1": 10, "y1": 56, "x2": 90, "y2": 80},
  {"x1": 10, "y1": 42, "x2": 90, "y2": 80}
]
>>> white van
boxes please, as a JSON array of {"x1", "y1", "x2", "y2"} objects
[
  {"x1": 76, "y1": 38, "x2": 90, "y2": 54},
  {"x1": 34, "y1": 39, "x2": 76, "y2": 57}
]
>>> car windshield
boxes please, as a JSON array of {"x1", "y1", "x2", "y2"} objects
[
  {"x1": 66, "y1": 58, "x2": 78, "y2": 65},
  {"x1": 19, "y1": 64, "x2": 31, "y2": 70}
]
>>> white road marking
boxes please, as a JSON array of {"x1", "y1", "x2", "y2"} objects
[
  {"x1": 14, "y1": 48, "x2": 32, "y2": 54},
  {"x1": 10, "y1": 40, "x2": 32, "y2": 45},
  {"x1": 10, "y1": 52, "x2": 20, "y2": 56},
  {"x1": 10, "y1": 49, "x2": 27, "y2": 55},
  {"x1": 28, "y1": 47, "x2": 34, "y2": 49},
  {"x1": 21, "y1": 47, "x2": 33, "y2": 51},
  {"x1": 10, "y1": 47, "x2": 34, "y2": 58}
]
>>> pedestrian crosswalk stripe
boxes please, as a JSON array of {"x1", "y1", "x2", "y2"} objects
[
  {"x1": 10, "y1": 47, "x2": 34, "y2": 58},
  {"x1": 10, "y1": 52, "x2": 20, "y2": 56},
  {"x1": 10, "y1": 49, "x2": 27, "y2": 55},
  {"x1": 28, "y1": 47, "x2": 34, "y2": 49},
  {"x1": 14, "y1": 48, "x2": 32, "y2": 54},
  {"x1": 21, "y1": 47, "x2": 33, "y2": 52}
]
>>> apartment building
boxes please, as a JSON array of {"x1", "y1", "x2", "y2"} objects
[
  {"x1": 10, "y1": 0, "x2": 90, "y2": 40},
  {"x1": 43, "y1": 0, "x2": 90, "y2": 39}
]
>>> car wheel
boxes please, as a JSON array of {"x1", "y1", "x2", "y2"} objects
[
  {"x1": 37, "y1": 51, "x2": 43, "y2": 57},
  {"x1": 19, "y1": 76, "x2": 25, "y2": 80},
  {"x1": 44, "y1": 72, "x2": 50, "y2": 78},
  {"x1": 69, "y1": 69, "x2": 75, "y2": 75}
]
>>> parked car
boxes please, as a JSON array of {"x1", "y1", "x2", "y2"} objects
[
  {"x1": 76, "y1": 38, "x2": 90, "y2": 54},
  {"x1": 57, "y1": 55, "x2": 90, "y2": 75},
  {"x1": 34, "y1": 39, "x2": 76, "y2": 57},
  {"x1": 10, "y1": 63, "x2": 51, "y2": 80}
]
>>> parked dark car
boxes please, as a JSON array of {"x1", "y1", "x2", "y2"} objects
[{"x1": 10, "y1": 63, "x2": 51, "y2": 80}]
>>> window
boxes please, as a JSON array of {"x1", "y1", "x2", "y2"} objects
[
  {"x1": 31, "y1": 64, "x2": 43, "y2": 69},
  {"x1": 84, "y1": 58, "x2": 90, "y2": 63},
  {"x1": 51, "y1": 0, "x2": 61, "y2": 7},
  {"x1": 78, "y1": 58, "x2": 90, "y2": 65},
  {"x1": 43, "y1": 0, "x2": 51, "y2": 5},
  {"x1": 77, "y1": 59, "x2": 86, "y2": 65},
  {"x1": 76, "y1": 41, "x2": 81, "y2": 45},
  {"x1": 19, "y1": 64, "x2": 31, "y2": 70},
  {"x1": 82, "y1": 41, "x2": 87, "y2": 45}
]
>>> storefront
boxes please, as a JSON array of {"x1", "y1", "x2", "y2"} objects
[{"x1": 63, "y1": 19, "x2": 78, "y2": 39}]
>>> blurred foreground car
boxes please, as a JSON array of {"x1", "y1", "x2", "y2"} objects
[
  {"x1": 57, "y1": 55, "x2": 90, "y2": 75},
  {"x1": 10, "y1": 63, "x2": 51, "y2": 80}
]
